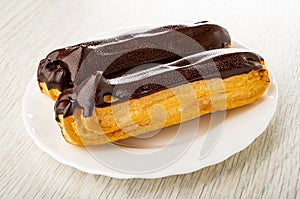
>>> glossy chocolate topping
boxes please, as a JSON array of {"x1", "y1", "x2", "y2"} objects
[
  {"x1": 55, "y1": 48, "x2": 265, "y2": 119},
  {"x1": 38, "y1": 21, "x2": 231, "y2": 91}
]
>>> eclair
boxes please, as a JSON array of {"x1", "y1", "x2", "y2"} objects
[
  {"x1": 54, "y1": 48, "x2": 270, "y2": 146},
  {"x1": 37, "y1": 21, "x2": 231, "y2": 100}
]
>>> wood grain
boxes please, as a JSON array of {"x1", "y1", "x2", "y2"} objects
[{"x1": 0, "y1": 0, "x2": 299, "y2": 198}]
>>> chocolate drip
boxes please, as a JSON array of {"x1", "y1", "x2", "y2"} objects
[
  {"x1": 38, "y1": 21, "x2": 231, "y2": 91},
  {"x1": 55, "y1": 48, "x2": 264, "y2": 119}
]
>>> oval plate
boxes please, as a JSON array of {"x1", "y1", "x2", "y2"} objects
[{"x1": 22, "y1": 39, "x2": 278, "y2": 179}]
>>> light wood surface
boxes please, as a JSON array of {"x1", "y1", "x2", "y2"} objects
[{"x1": 1, "y1": 0, "x2": 299, "y2": 198}]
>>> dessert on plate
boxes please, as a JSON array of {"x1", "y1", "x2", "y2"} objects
[{"x1": 37, "y1": 21, "x2": 269, "y2": 146}]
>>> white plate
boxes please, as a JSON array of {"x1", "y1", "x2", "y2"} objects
[{"x1": 22, "y1": 40, "x2": 278, "y2": 179}]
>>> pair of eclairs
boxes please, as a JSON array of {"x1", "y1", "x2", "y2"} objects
[{"x1": 37, "y1": 21, "x2": 269, "y2": 146}]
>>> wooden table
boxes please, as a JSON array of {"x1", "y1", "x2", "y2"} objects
[{"x1": 1, "y1": 0, "x2": 299, "y2": 198}]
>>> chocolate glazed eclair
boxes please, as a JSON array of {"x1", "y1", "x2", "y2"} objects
[
  {"x1": 37, "y1": 21, "x2": 231, "y2": 100},
  {"x1": 55, "y1": 48, "x2": 270, "y2": 146}
]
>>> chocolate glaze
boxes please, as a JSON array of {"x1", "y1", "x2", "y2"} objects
[
  {"x1": 55, "y1": 48, "x2": 265, "y2": 120},
  {"x1": 38, "y1": 21, "x2": 231, "y2": 91}
]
